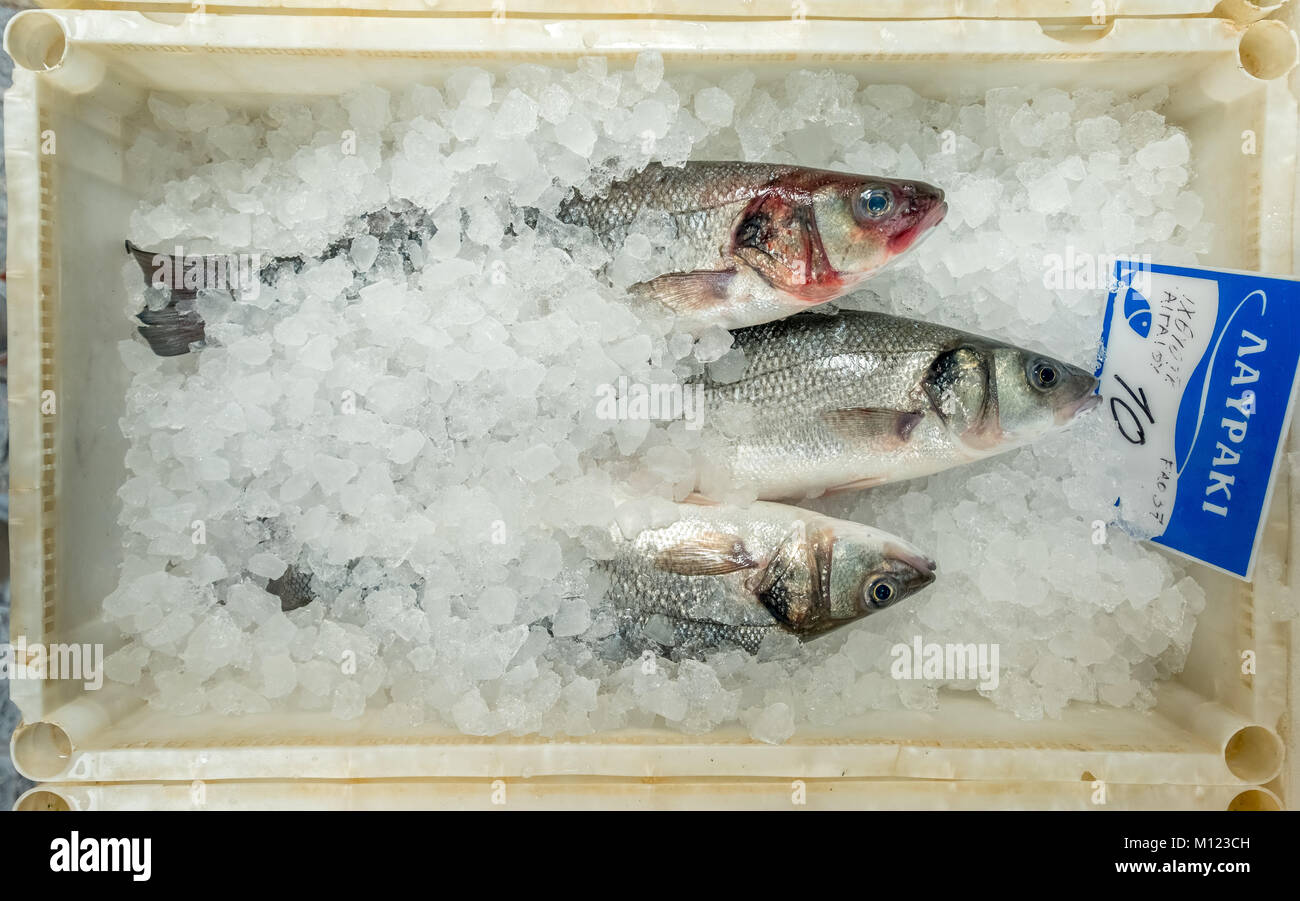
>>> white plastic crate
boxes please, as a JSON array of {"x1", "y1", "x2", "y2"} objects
[
  {"x1": 13, "y1": 777, "x2": 1285, "y2": 810},
  {"x1": 22, "y1": 0, "x2": 1289, "y2": 24},
  {"x1": 4, "y1": 7, "x2": 1298, "y2": 809}
]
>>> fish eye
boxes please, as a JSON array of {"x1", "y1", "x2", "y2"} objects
[
  {"x1": 865, "y1": 575, "x2": 901, "y2": 609},
  {"x1": 857, "y1": 187, "x2": 894, "y2": 220},
  {"x1": 1028, "y1": 358, "x2": 1060, "y2": 392}
]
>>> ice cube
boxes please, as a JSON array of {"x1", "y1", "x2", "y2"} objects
[
  {"x1": 349, "y1": 234, "x2": 380, "y2": 271},
  {"x1": 694, "y1": 87, "x2": 736, "y2": 128}
]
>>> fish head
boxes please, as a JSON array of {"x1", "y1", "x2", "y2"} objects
[
  {"x1": 810, "y1": 176, "x2": 947, "y2": 281},
  {"x1": 751, "y1": 520, "x2": 936, "y2": 641},
  {"x1": 992, "y1": 345, "x2": 1101, "y2": 440},
  {"x1": 921, "y1": 341, "x2": 1099, "y2": 453}
]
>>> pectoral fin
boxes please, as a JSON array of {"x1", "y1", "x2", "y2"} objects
[
  {"x1": 680, "y1": 492, "x2": 720, "y2": 507},
  {"x1": 654, "y1": 531, "x2": 756, "y2": 576},
  {"x1": 630, "y1": 269, "x2": 736, "y2": 314},
  {"x1": 822, "y1": 476, "x2": 890, "y2": 496},
  {"x1": 820, "y1": 408, "x2": 924, "y2": 449}
]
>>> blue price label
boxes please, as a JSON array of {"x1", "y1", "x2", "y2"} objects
[{"x1": 1096, "y1": 261, "x2": 1300, "y2": 580}]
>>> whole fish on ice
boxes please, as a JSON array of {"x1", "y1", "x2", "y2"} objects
[
  {"x1": 601, "y1": 500, "x2": 936, "y2": 656},
  {"x1": 125, "y1": 163, "x2": 946, "y2": 354},
  {"x1": 559, "y1": 162, "x2": 947, "y2": 329},
  {"x1": 697, "y1": 310, "x2": 1101, "y2": 501}
]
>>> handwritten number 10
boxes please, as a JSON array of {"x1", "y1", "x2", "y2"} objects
[{"x1": 1110, "y1": 375, "x2": 1154, "y2": 446}]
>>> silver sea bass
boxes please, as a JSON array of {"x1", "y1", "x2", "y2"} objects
[
  {"x1": 699, "y1": 310, "x2": 1102, "y2": 501},
  {"x1": 559, "y1": 162, "x2": 946, "y2": 330},
  {"x1": 601, "y1": 501, "x2": 936, "y2": 656}
]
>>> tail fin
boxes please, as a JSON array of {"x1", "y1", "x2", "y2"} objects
[
  {"x1": 127, "y1": 240, "x2": 207, "y2": 356},
  {"x1": 136, "y1": 302, "x2": 206, "y2": 357}
]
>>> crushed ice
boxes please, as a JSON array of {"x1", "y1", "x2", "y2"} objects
[{"x1": 108, "y1": 56, "x2": 1215, "y2": 744}]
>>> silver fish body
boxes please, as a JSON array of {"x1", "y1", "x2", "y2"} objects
[
  {"x1": 559, "y1": 162, "x2": 947, "y2": 329},
  {"x1": 601, "y1": 500, "x2": 936, "y2": 656},
  {"x1": 699, "y1": 310, "x2": 1101, "y2": 500}
]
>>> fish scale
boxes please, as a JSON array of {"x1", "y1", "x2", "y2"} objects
[
  {"x1": 562, "y1": 162, "x2": 801, "y2": 242},
  {"x1": 710, "y1": 314, "x2": 958, "y2": 416},
  {"x1": 615, "y1": 610, "x2": 774, "y2": 655},
  {"x1": 560, "y1": 163, "x2": 786, "y2": 270}
]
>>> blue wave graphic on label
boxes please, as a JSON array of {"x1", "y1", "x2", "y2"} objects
[{"x1": 1097, "y1": 262, "x2": 1300, "y2": 579}]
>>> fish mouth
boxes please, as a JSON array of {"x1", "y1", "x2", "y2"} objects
[
  {"x1": 886, "y1": 541, "x2": 938, "y2": 587},
  {"x1": 887, "y1": 198, "x2": 948, "y2": 256},
  {"x1": 1056, "y1": 382, "x2": 1103, "y2": 424}
]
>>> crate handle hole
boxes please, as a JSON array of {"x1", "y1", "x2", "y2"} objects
[
  {"x1": 1222, "y1": 724, "x2": 1283, "y2": 783},
  {"x1": 4, "y1": 10, "x2": 70, "y2": 73},
  {"x1": 11, "y1": 721, "x2": 74, "y2": 781},
  {"x1": 1238, "y1": 19, "x2": 1298, "y2": 81},
  {"x1": 1037, "y1": 22, "x2": 1116, "y2": 45},
  {"x1": 1226, "y1": 788, "x2": 1281, "y2": 811},
  {"x1": 14, "y1": 788, "x2": 72, "y2": 812},
  {"x1": 1213, "y1": 1, "x2": 1285, "y2": 25}
]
